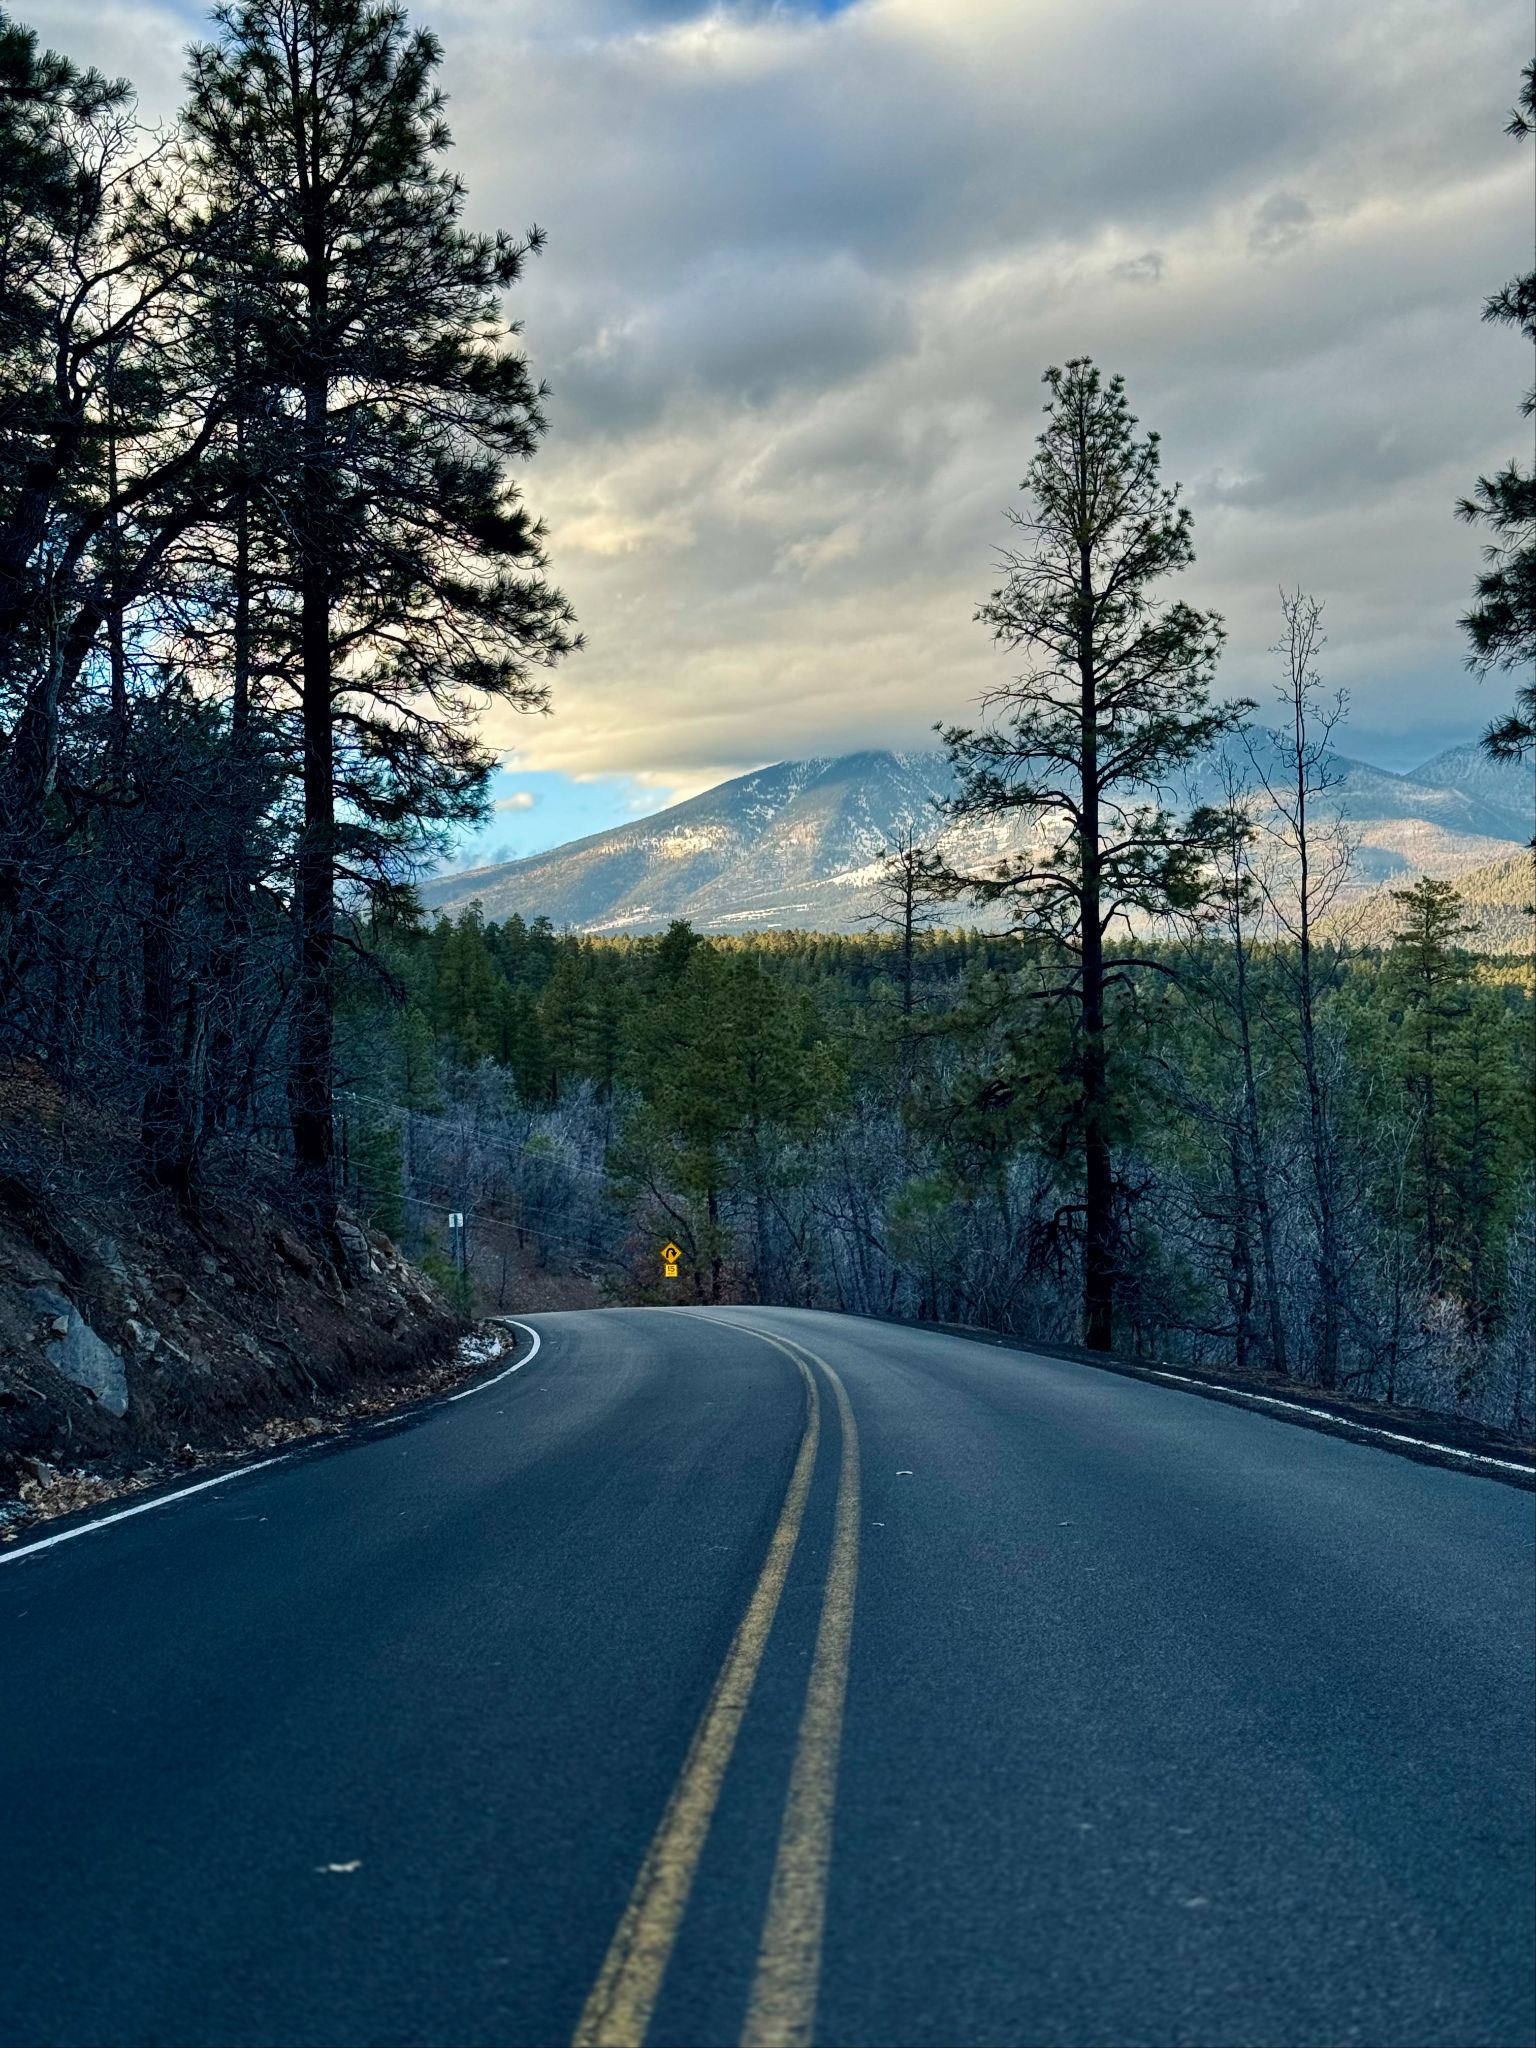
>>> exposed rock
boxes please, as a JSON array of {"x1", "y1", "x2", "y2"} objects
[
  {"x1": 25, "y1": 1284, "x2": 129, "y2": 1419},
  {"x1": 0, "y1": 1103, "x2": 458, "y2": 1499},
  {"x1": 334, "y1": 1219, "x2": 372, "y2": 1281},
  {"x1": 273, "y1": 1229, "x2": 315, "y2": 1279},
  {"x1": 89, "y1": 1234, "x2": 129, "y2": 1281}
]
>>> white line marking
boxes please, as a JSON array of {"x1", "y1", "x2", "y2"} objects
[
  {"x1": 0, "y1": 1459, "x2": 288, "y2": 1565},
  {"x1": 1, "y1": 1321, "x2": 544, "y2": 1565},
  {"x1": 674, "y1": 1309, "x2": 1532, "y2": 1481},
  {"x1": 446, "y1": 1320, "x2": 540, "y2": 1398},
  {"x1": 1139, "y1": 1368, "x2": 1533, "y2": 1475}
]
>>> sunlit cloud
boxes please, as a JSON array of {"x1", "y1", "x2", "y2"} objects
[{"x1": 25, "y1": 0, "x2": 1533, "y2": 794}]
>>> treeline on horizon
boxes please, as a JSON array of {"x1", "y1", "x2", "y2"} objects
[{"x1": 1, "y1": 2, "x2": 1532, "y2": 1429}]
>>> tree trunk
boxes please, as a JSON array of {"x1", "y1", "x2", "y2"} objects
[
  {"x1": 140, "y1": 848, "x2": 195, "y2": 1198},
  {"x1": 1231, "y1": 914, "x2": 1288, "y2": 1376},
  {"x1": 288, "y1": 346, "x2": 336, "y2": 1226},
  {"x1": 1288, "y1": 699, "x2": 1344, "y2": 1388},
  {"x1": 708, "y1": 1181, "x2": 722, "y2": 1303},
  {"x1": 1297, "y1": 916, "x2": 1343, "y2": 1386},
  {"x1": 1078, "y1": 540, "x2": 1114, "y2": 1351},
  {"x1": 203, "y1": 476, "x2": 255, "y2": 1138},
  {"x1": 1081, "y1": 1011, "x2": 1115, "y2": 1351}
]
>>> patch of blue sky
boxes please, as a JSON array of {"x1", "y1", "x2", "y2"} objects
[{"x1": 437, "y1": 766, "x2": 677, "y2": 875}]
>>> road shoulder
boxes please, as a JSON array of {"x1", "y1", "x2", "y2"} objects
[{"x1": 850, "y1": 1311, "x2": 1536, "y2": 1489}]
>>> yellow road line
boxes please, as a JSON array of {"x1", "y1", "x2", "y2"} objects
[
  {"x1": 573, "y1": 1340, "x2": 820, "y2": 2048},
  {"x1": 741, "y1": 1345, "x2": 861, "y2": 2048}
]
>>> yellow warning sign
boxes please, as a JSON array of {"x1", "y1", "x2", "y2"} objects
[{"x1": 661, "y1": 1241, "x2": 681, "y2": 1278}]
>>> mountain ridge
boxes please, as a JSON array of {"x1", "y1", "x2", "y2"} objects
[{"x1": 420, "y1": 742, "x2": 1535, "y2": 937}]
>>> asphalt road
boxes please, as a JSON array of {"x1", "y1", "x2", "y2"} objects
[{"x1": 2, "y1": 1306, "x2": 1532, "y2": 2048}]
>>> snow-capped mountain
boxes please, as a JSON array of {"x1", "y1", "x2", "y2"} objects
[
  {"x1": 419, "y1": 741, "x2": 1534, "y2": 936},
  {"x1": 421, "y1": 751, "x2": 964, "y2": 933}
]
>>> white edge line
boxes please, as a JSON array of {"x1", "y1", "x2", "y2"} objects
[
  {"x1": 675, "y1": 1306, "x2": 1532, "y2": 1480},
  {"x1": 446, "y1": 1319, "x2": 540, "y2": 1399},
  {"x1": 0, "y1": 1457, "x2": 289, "y2": 1565},
  {"x1": 1140, "y1": 1368, "x2": 1534, "y2": 1475},
  {"x1": 1, "y1": 1320, "x2": 545, "y2": 1566},
  {"x1": 678, "y1": 1308, "x2": 1533, "y2": 1481}
]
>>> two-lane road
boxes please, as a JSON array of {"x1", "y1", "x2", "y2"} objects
[{"x1": 2, "y1": 1307, "x2": 1532, "y2": 2047}]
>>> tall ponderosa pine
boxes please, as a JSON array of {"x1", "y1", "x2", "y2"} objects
[
  {"x1": 941, "y1": 359, "x2": 1239, "y2": 1350},
  {"x1": 183, "y1": 0, "x2": 576, "y2": 1225},
  {"x1": 0, "y1": 9, "x2": 265, "y2": 1204},
  {"x1": 0, "y1": 11, "x2": 127, "y2": 687}
]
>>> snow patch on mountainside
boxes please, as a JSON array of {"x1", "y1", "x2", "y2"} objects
[{"x1": 420, "y1": 742, "x2": 1534, "y2": 936}]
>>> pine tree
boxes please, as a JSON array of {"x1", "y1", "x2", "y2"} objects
[
  {"x1": 616, "y1": 944, "x2": 826, "y2": 1301},
  {"x1": 183, "y1": 0, "x2": 577, "y2": 1226},
  {"x1": 940, "y1": 359, "x2": 1240, "y2": 1350},
  {"x1": 862, "y1": 828, "x2": 946, "y2": 1032},
  {"x1": 0, "y1": 10, "x2": 129, "y2": 697},
  {"x1": 1386, "y1": 877, "x2": 1525, "y2": 1322},
  {"x1": 541, "y1": 946, "x2": 596, "y2": 1102},
  {"x1": 0, "y1": 14, "x2": 234, "y2": 1014}
]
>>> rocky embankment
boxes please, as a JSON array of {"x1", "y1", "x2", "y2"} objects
[{"x1": 0, "y1": 1079, "x2": 468, "y2": 1532}]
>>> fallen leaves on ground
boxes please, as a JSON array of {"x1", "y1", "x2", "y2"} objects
[{"x1": 2, "y1": 1326, "x2": 511, "y2": 1540}]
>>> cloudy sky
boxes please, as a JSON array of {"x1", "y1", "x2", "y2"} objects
[{"x1": 22, "y1": 0, "x2": 1535, "y2": 856}]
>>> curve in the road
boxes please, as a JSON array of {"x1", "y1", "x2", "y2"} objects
[{"x1": 0, "y1": 1304, "x2": 1530, "y2": 2048}]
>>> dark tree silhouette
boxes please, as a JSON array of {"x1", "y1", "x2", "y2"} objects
[
  {"x1": 939, "y1": 359, "x2": 1242, "y2": 1351},
  {"x1": 183, "y1": 0, "x2": 577, "y2": 1225}
]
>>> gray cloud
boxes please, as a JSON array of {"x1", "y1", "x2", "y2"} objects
[
  {"x1": 1110, "y1": 250, "x2": 1166, "y2": 285},
  {"x1": 1248, "y1": 190, "x2": 1316, "y2": 256},
  {"x1": 19, "y1": 0, "x2": 1534, "y2": 783},
  {"x1": 557, "y1": 253, "x2": 916, "y2": 433}
]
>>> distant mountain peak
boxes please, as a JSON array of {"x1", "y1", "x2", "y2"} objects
[{"x1": 419, "y1": 742, "x2": 1532, "y2": 936}]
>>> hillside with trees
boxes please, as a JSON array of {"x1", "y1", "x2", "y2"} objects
[{"x1": 0, "y1": 0, "x2": 572, "y2": 1481}]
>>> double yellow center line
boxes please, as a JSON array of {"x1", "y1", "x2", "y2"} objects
[{"x1": 573, "y1": 1320, "x2": 862, "y2": 2048}]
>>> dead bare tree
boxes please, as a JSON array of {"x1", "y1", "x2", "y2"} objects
[{"x1": 1246, "y1": 588, "x2": 1354, "y2": 1386}]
